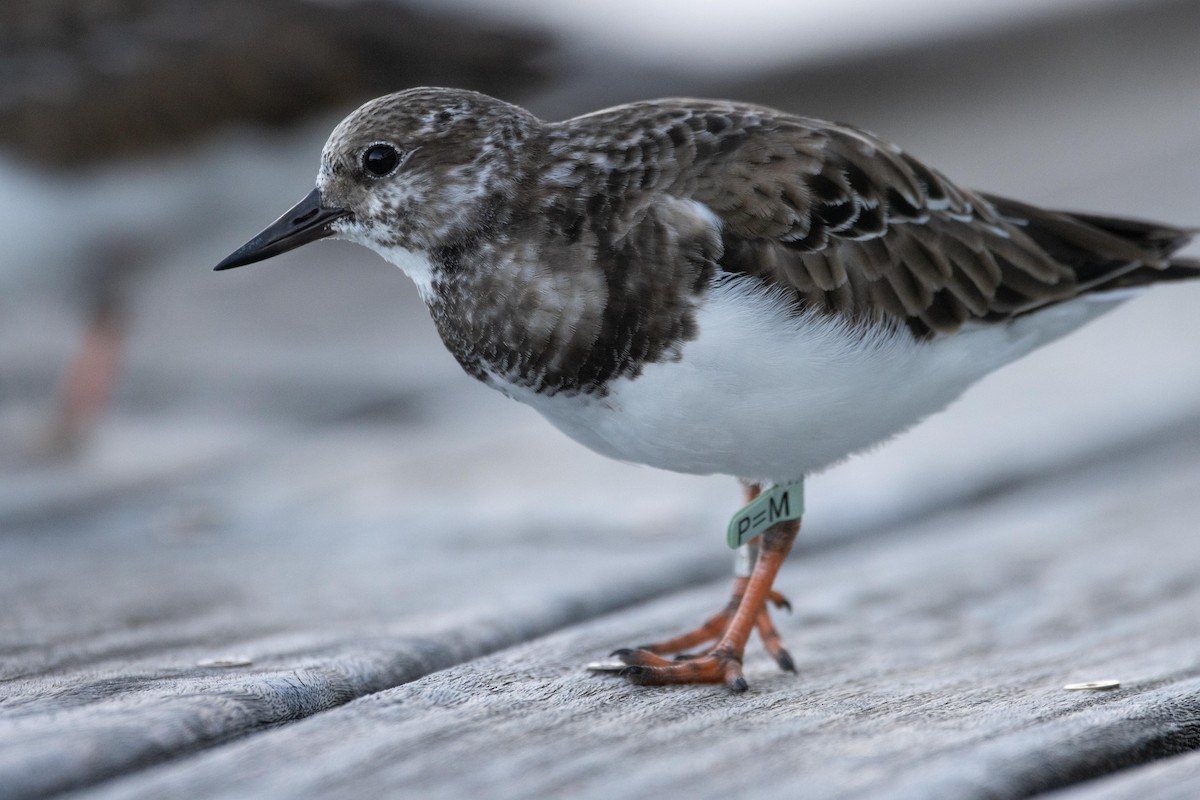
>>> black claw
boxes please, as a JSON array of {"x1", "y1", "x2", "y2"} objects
[
  {"x1": 610, "y1": 648, "x2": 635, "y2": 659},
  {"x1": 776, "y1": 598, "x2": 793, "y2": 613},
  {"x1": 776, "y1": 649, "x2": 797, "y2": 673},
  {"x1": 730, "y1": 676, "x2": 749, "y2": 693},
  {"x1": 619, "y1": 666, "x2": 646, "y2": 681}
]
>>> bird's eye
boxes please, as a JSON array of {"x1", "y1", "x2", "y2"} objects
[{"x1": 361, "y1": 143, "x2": 400, "y2": 177}]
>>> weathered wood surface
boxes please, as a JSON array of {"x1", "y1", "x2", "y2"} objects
[
  {"x1": 1049, "y1": 749, "x2": 1200, "y2": 800},
  {"x1": 2, "y1": 1, "x2": 1200, "y2": 798},
  {"x1": 0, "y1": 398, "x2": 730, "y2": 798},
  {"x1": 63, "y1": 424, "x2": 1200, "y2": 799}
]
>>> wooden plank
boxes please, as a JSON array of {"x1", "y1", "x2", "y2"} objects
[
  {"x1": 4, "y1": 411, "x2": 1196, "y2": 799},
  {"x1": 62, "y1": 425, "x2": 1200, "y2": 800},
  {"x1": 0, "y1": 412, "x2": 732, "y2": 799},
  {"x1": 1047, "y1": 749, "x2": 1200, "y2": 799}
]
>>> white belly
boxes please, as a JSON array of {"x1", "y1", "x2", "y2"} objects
[{"x1": 490, "y1": 275, "x2": 1125, "y2": 483}]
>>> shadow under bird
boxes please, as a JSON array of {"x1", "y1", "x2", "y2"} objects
[{"x1": 216, "y1": 87, "x2": 1199, "y2": 691}]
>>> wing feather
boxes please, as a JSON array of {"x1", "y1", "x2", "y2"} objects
[
  {"x1": 681, "y1": 112, "x2": 1191, "y2": 335},
  {"x1": 548, "y1": 99, "x2": 1196, "y2": 336}
]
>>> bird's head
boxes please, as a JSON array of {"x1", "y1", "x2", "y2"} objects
[{"x1": 215, "y1": 87, "x2": 538, "y2": 281}]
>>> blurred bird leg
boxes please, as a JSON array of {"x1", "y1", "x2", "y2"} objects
[
  {"x1": 51, "y1": 302, "x2": 124, "y2": 453},
  {"x1": 41, "y1": 238, "x2": 149, "y2": 456}
]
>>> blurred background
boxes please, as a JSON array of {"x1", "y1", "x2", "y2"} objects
[{"x1": 2, "y1": 0, "x2": 1198, "y2": 579}]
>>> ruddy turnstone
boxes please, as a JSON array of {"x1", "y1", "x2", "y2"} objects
[
  {"x1": 3, "y1": 2, "x2": 545, "y2": 455},
  {"x1": 216, "y1": 87, "x2": 1198, "y2": 691}
]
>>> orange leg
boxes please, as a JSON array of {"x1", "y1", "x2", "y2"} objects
[
  {"x1": 49, "y1": 306, "x2": 124, "y2": 453},
  {"x1": 613, "y1": 507, "x2": 801, "y2": 691}
]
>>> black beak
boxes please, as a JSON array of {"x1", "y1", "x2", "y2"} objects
[{"x1": 215, "y1": 188, "x2": 351, "y2": 271}]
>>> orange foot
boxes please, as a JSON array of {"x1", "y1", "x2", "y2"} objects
[
  {"x1": 614, "y1": 583, "x2": 795, "y2": 673},
  {"x1": 611, "y1": 515, "x2": 801, "y2": 692}
]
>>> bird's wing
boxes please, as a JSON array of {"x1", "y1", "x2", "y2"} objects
[
  {"x1": 546, "y1": 100, "x2": 1194, "y2": 337},
  {"x1": 688, "y1": 116, "x2": 1188, "y2": 336}
]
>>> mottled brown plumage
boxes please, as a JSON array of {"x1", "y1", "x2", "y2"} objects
[{"x1": 537, "y1": 98, "x2": 1197, "y2": 337}]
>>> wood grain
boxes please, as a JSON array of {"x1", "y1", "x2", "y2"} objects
[{"x1": 64, "y1": 425, "x2": 1200, "y2": 800}]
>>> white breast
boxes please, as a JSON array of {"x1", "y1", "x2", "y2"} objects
[{"x1": 487, "y1": 274, "x2": 1127, "y2": 483}]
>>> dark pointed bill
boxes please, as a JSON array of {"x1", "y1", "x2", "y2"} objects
[{"x1": 214, "y1": 188, "x2": 350, "y2": 271}]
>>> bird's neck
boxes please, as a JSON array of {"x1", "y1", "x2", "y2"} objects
[
  {"x1": 423, "y1": 213, "x2": 710, "y2": 397},
  {"x1": 423, "y1": 232, "x2": 608, "y2": 395}
]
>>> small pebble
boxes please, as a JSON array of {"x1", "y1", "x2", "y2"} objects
[
  {"x1": 1064, "y1": 680, "x2": 1120, "y2": 691},
  {"x1": 197, "y1": 657, "x2": 253, "y2": 668}
]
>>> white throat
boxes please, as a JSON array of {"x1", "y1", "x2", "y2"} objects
[{"x1": 375, "y1": 245, "x2": 438, "y2": 302}]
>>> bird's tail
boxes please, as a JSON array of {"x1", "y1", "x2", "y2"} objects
[{"x1": 982, "y1": 193, "x2": 1199, "y2": 295}]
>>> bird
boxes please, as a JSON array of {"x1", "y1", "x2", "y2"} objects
[
  {"x1": 1, "y1": 2, "x2": 547, "y2": 457},
  {"x1": 215, "y1": 87, "x2": 1199, "y2": 691}
]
